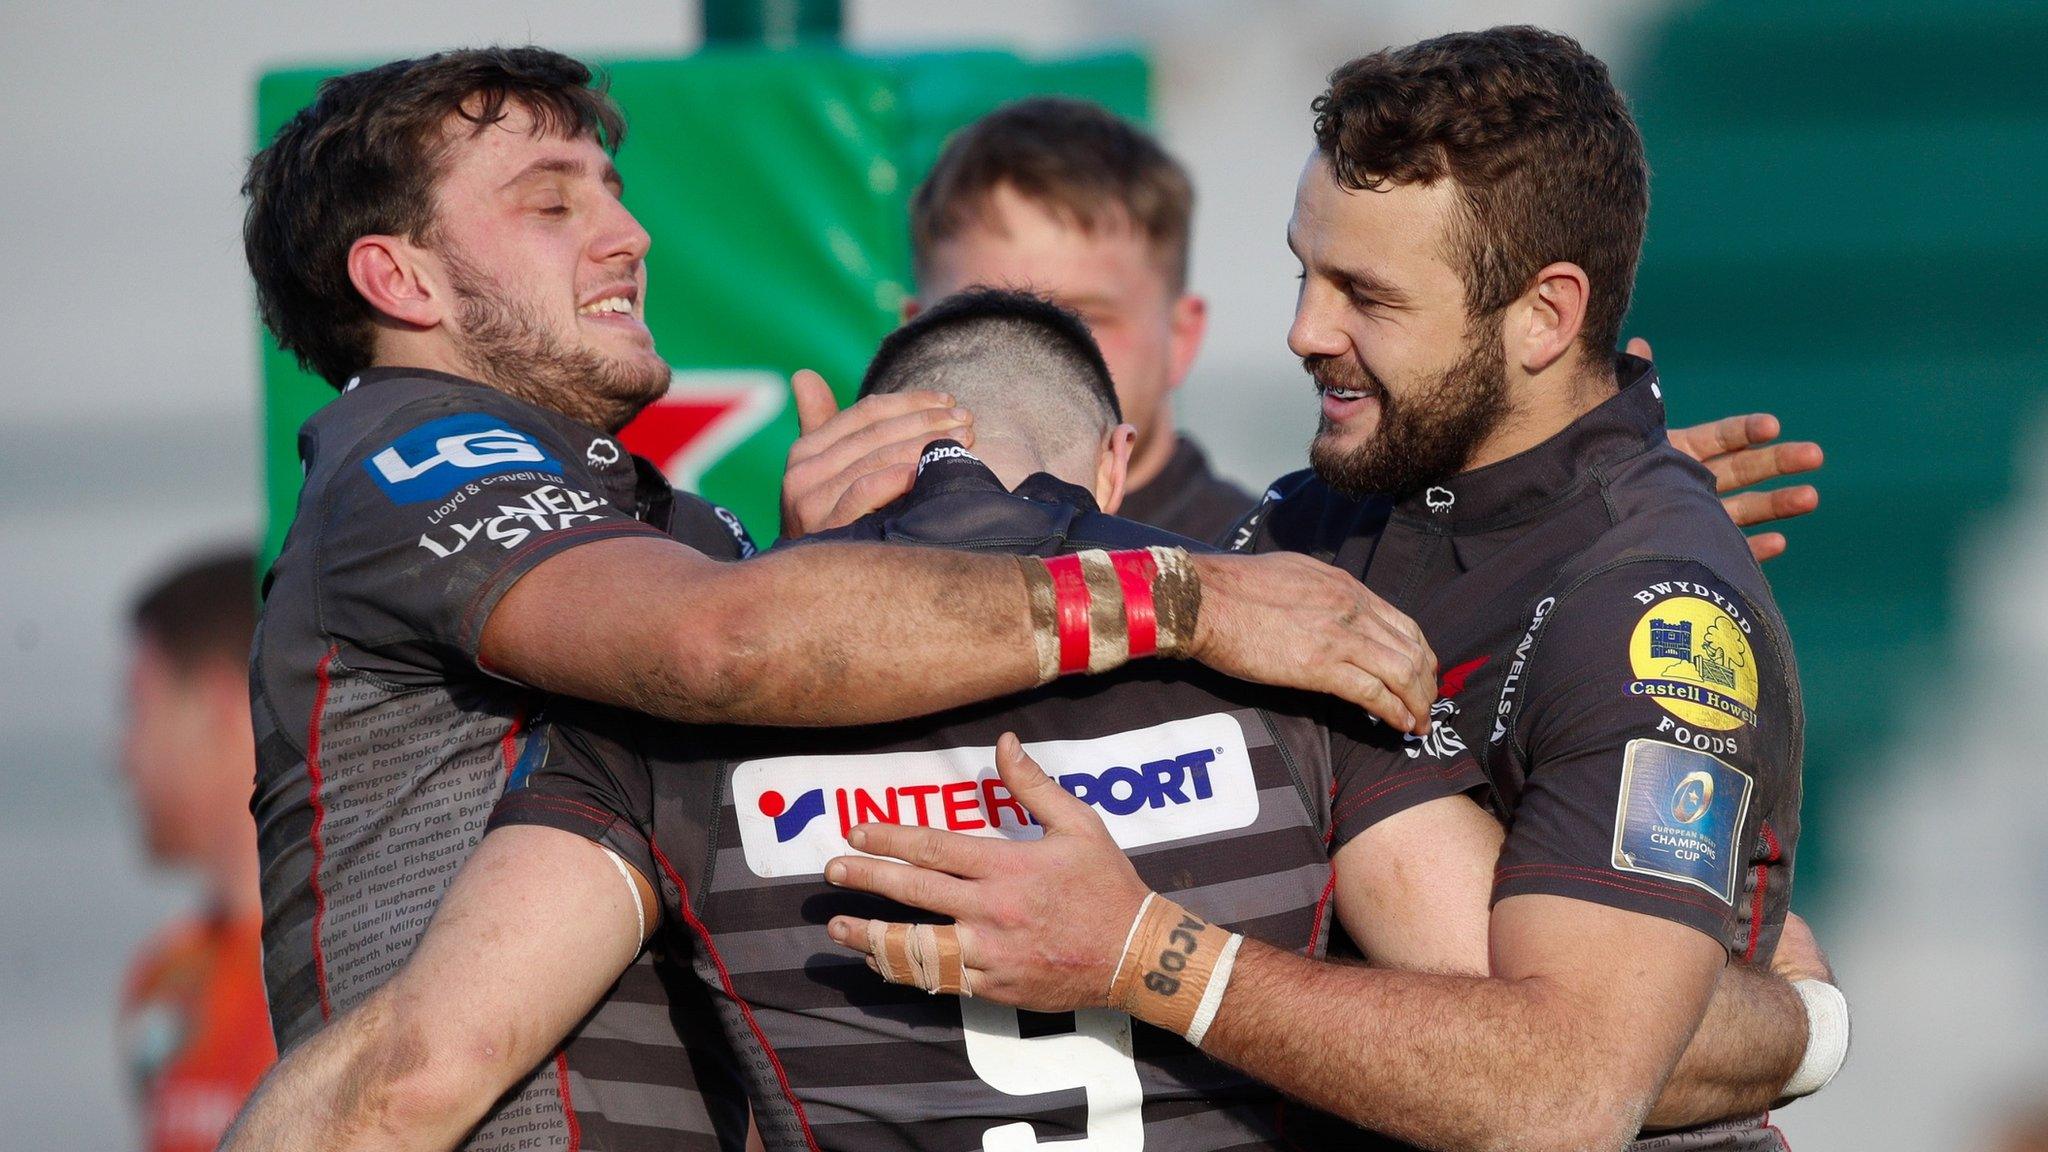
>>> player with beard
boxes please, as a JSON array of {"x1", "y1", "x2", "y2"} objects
[
  {"x1": 831, "y1": 27, "x2": 1843, "y2": 1152},
  {"x1": 797, "y1": 96, "x2": 1819, "y2": 555},
  {"x1": 241, "y1": 47, "x2": 1438, "y2": 1152}
]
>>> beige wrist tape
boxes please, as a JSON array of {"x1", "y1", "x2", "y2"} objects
[
  {"x1": 1106, "y1": 893, "x2": 1242, "y2": 1046},
  {"x1": 868, "y1": 921, "x2": 972, "y2": 997},
  {"x1": 1018, "y1": 547, "x2": 1203, "y2": 683},
  {"x1": 1146, "y1": 546, "x2": 1201, "y2": 660}
]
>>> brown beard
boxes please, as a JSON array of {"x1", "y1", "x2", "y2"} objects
[
  {"x1": 1306, "y1": 332, "x2": 1509, "y2": 500},
  {"x1": 441, "y1": 247, "x2": 670, "y2": 433}
]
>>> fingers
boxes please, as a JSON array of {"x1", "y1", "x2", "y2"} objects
[
  {"x1": 824, "y1": 463, "x2": 920, "y2": 529},
  {"x1": 823, "y1": 854, "x2": 973, "y2": 917},
  {"x1": 791, "y1": 369, "x2": 840, "y2": 437},
  {"x1": 993, "y1": 733, "x2": 1100, "y2": 836},
  {"x1": 783, "y1": 393, "x2": 973, "y2": 534},
  {"x1": 1704, "y1": 440, "x2": 1825, "y2": 493},
  {"x1": 1625, "y1": 336, "x2": 1654, "y2": 361},
  {"x1": 848, "y1": 821, "x2": 997, "y2": 878},
  {"x1": 789, "y1": 390, "x2": 965, "y2": 466},
  {"x1": 1720, "y1": 485, "x2": 1819, "y2": 530},
  {"x1": 828, "y1": 916, "x2": 988, "y2": 996},
  {"x1": 1746, "y1": 532, "x2": 1788, "y2": 564},
  {"x1": 1367, "y1": 637, "x2": 1436, "y2": 734},
  {"x1": 1324, "y1": 661, "x2": 1420, "y2": 735}
]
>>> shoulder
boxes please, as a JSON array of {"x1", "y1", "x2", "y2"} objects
[
  {"x1": 1228, "y1": 469, "x2": 1392, "y2": 555},
  {"x1": 667, "y1": 492, "x2": 759, "y2": 561},
  {"x1": 1513, "y1": 555, "x2": 1792, "y2": 755},
  {"x1": 303, "y1": 377, "x2": 574, "y2": 503}
]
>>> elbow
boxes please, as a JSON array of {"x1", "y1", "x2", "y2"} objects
[
  {"x1": 1515, "y1": 1086, "x2": 1652, "y2": 1152},
  {"x1": 335, "y1": 992, "x2": 508, "y2": 1138}
]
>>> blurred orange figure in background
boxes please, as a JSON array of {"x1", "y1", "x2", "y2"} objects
[{"x1": 117, "y1": 549, "x2": 275, "y2": 1152}]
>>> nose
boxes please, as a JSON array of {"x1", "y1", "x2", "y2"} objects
[
  {"x1": 1286, "y1": 277, "x2": 1349, "y2": 362},
  {"x1": 591, "y1": 194, "x2": 652, "y2": 268}
]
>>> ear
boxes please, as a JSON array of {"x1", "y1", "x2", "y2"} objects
[
  {"x1": 899, "y1": 296, "x2": 923, "y2": 326},
  {"x1": 1510, "y1": 261, "x2": 1590, "y2": 375},
  {"x1": 1095, "y1": 423, "x2": 1138, "y2": 515},
  {"x1": 347, "y1": 234, "x2": 448, "y2": 330},
  {"x1": 1164, "y1": 292, "x2": 1209, "y2": 391}
]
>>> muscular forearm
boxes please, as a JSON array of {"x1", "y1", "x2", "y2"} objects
[
  {"x1": 490, "y1": 537, "x2": 1435, "y2": 731},
  {"x1": 1645, "y1": 964, "x2": 1805, "y2": 1129},
  {"x1": 668, "y1": 544, "x2": 1046, "y2": 725},
  {"x1": 1201, "y1": 940, "x2": 1656, "y2": 1152}
]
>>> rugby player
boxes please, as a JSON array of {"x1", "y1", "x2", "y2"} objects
[
  {"x1": 224, "y1": 291, "x2": 1813, "y2": 1152},
  {"x1": 239, "y1": 47, "x2": 1438, "y2": 1151},
  {"x1": 803, "y1": 96, "x2": 1821, "y2": 551},
  {"x1": 118, "y1": 550, "x2": 276, "y2": 1152},
  {"x1": 833, "y1": 28, "x2": 1842, "y2": 1152}
]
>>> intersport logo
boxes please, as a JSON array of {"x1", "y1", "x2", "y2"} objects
[{"x1": 732, "y1": 713, "x2": 1259, "y2": 877}]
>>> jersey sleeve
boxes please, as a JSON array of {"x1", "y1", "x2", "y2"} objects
[
  {"x1": 488, "y1": 703, "x2": 658, "y2": 887},
  {"x1": 1492, "y1": 562, "x2": 1794, "y2": 950},
  {"x1": 316, "y1": 395, "x2": 666, "y2": 669},
  {"x1": 1327, "y1": 703, "x2": 1490, "y2": 851}
]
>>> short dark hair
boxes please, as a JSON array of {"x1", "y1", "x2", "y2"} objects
[
  {"x1": 1312, "y1": 26, "x2": 1648, "y2": 355},
  {"x1": 131, "y1": 547, "x2": 260, "y2": 674},
  {"x1": 243, "y1": 47, "x2": 628, "y2": 389},
  {"x1": 861, "y1": 289, "x2": 1122, "y2": 473},
  {"x1": 911, "y1": 97, "x2": 1195, "y2": 291}
]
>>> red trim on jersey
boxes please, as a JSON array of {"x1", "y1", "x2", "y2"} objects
[
  {"x1": 1744, "y1": 821, "x2": 1784, "y2": 963},
  {"x1": 1044, "y1": 553, "x2": 1092, "y2": 674},
  {"x1": 1306, "y1": 863, "x2": 1338, "y2": 955},
  {"x1": 1109, "y1": 550, "x2": 1159, "y2": 658},
  {"x1": 651, "y1": 844, "x2": 820, "y2": 1152},
  {"x1": 500, "y1": 707, "x2": 526, "y2": 779},
  {"x1": 554, "y1": 1050, "x2": 583, "y2": 1150},
  {"x1": 305, "y1": 645, "x2": 337, "y2": 1019}
]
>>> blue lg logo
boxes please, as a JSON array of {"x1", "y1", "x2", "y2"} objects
[{"x1": 364, "y1": 414, "x2": 562, "y2": 504}]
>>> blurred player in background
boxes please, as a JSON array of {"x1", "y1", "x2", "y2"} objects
[
  {"x1": 904, "y1": 98, "x2": 1255, "y2": 541},
  {"x1": 118, "y1": 548, "x2": 275, "y2": 1152}
]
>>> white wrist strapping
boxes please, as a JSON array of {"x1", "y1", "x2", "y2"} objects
[
  {"x1": 600, "y1": 845, "x2": 647, "y2": 949},
  {"x1": 1183, "y1": 932, "x2": 1243, "y2": 1049},
  {"x1": 1782, "y1": 978, "x2": 1849, "y2": 1097}
]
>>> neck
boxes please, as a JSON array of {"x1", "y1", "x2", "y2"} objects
[
  {"x1": 970, "y1": 434, "x2": 1063, "y2": 492},
  {"x1": 1462, "y1": 349, "x2": 1619, "y2": 473},
  {"x1": 368, "y1": 344, "x2": 638, "y2": 433},
  {"x1": 1122, "y1": 406, "x2": 1179, "y2": 493}
]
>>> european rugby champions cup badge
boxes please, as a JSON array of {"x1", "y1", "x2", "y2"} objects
[{"x1": 1613, "y1": 594, "x2": 1760, "y2": 900}]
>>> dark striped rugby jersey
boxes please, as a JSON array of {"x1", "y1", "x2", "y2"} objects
[
  {"x1": 252, "y1": 368, "x2": 755, "y2": 1151},
  {"x1": 1230, "y1": 360, "x2": 1803, "y2": 1152},
  {"x1": 492, "y1": 450, "x2": 1484, "y2": 1152}
]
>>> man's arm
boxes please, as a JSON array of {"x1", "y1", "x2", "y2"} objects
[
  {"x1": 483, "y1": 537, "x2": 1438, "y2": 732},
  {"x1": 1332, "y1": 793, "x2": 1817, "y2": 1129},
  {"x1": 827, "y1": 740, "x2": 1719, "y2": 1152},
  {"x1": 220, "y1": 826, "x2": 650, "y2": 1151}
]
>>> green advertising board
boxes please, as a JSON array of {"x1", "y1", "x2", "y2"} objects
[{"x1": 256, "y1": 48, "x2": 1148, "y2": 564}]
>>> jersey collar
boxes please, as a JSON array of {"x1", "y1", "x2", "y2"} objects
[{"x1": 1390, "y1": 354, "x2": 1668, "y2": 532}]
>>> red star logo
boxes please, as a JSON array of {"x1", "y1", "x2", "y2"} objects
[
  {"x1": 618, "y1": 370, "x2": 787, "y2": 491},
  {"x1": 1437, "y1": 655, "x2": 1490, "y2": 700}
]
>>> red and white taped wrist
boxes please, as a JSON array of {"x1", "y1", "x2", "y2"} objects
[
  {"x1": 1105, "y1": 892, "x2": 1243, "y2": 1048},
  {"x1": 1020, "y1": 547, "x2": 1201, "y2": 681}
]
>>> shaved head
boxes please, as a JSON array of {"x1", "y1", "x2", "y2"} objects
[{"x1": 861, "y1": 288, "x2": 1121, "y2": 478}]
